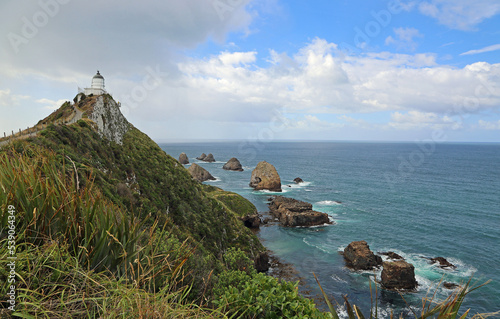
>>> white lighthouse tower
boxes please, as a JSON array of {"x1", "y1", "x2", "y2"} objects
[{"x1": 84, "y1": 71, "x2": 106, "y2": 96}]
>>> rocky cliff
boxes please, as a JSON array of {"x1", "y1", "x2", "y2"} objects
[{"x1": 86, "y1": 95, "x2": 130, "y2": 144}]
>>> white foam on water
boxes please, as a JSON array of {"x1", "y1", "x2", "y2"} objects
[
  {"x1": 415, "y1": 274, "x2": 434, "y2": 293},
  {"x1": 302, "y1": 238, "x2": 337, "y2": 253},
  {"x1": 286, "y1": 181, "x2": 312, "y2": 188},
  {"x1": 295, "y1": 222, "x2": 333, "y2": 229},
  {"x1": 255, "y1": 188, "x2": 290, "y2": 194},
  {"x1": 316, "y1": 200, "x2": 342, "y2": 206},
  {"x1": 331, "y1": 274, "x2": 348, "y2": 284},
  {"x1": 205, "y1": 177, "x2": 221, "y2": 182}
]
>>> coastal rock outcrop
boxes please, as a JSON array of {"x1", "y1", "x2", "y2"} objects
[
  {"x1": 380, "y1": 251, "x2": 404, "y2": 260},
  {"x1": 196, "y1": 153, "x2": 207, "y2": 160},
  {"x1": 381, "y1": 261, "x2": 417, "y2": 290},
  {"x1": 178, "y1": 152, "x2": 189, "y2": 164},
  {"x1": 249, "y1": 161, "x2": 282, "y2": 192},
  {"x1": 187, "y1": 163, "x2": 216, "y2": 182},
  {"x1": 254, "y1": 252, "x2": 270, "y2": 273},
  {"x1": 240, "y1": 214, "x2": 261, "y2": 228},
  {"x1": 268, "y1": 196, "x2": 331, "y2": 227},
  {"x1": 223, "y1": 157, "x2": 244, "y2": 171},
  {"x1": 443, "y1": 282, "x2": 460, "y2": 289},
  {"x1": 87, "y1": 95, "x2": 130, "y2": 145},
  {"x1": 203, "y1": 153, "x2": 216, "y2": 162},
  {"x1": 293, "y1": 177, "x2": 304, "y2": 184},
  {"x1": 431, "y1": 257, "x2": 456, "y2": 269},
  {"x1": 343, "y1": 241, "x2": 382, "y2": 270}
]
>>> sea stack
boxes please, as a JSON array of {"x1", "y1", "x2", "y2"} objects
[
  {"x1": 203, "y1": 153, "x2": 216, "y2": 162},
  {"x1": 187, "y1": 163, "x2": 216, "y2": 182},
  {"x1": 249, "y1": 161, "x2": 282, "y2": 192},
  {"x1": 381, "y1": 261, "x2": 417, "y2": 290},
  {"x1": 343, "y1": 240, "x2": 382, "y2": 270},
  {"x1": 268, "y1": 196, "x2": 331, "y2": 227},
  {"x1": 223, "y1": 157, "x2": 244, "y2": 171},
  {"x1": 196, "y1": 153, "x2": 207, "y2": 160},
  {"x1": 178, "y1": 152, "x2": 189, "y2": 164}
]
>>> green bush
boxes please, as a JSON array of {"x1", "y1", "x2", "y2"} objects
[
  {"x1": 214, "y1": 272, "x2": 328, "y2": 319},
  {"x1": 213, "y1": 248, "x2": 328, "y2": 319}
]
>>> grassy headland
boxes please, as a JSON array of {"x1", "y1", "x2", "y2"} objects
[{"x1": 0, "y1": 95, "x2": 328, "y2": 318}]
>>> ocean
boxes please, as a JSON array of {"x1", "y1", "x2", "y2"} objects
[{"x1": 160, "y1": 141, "x2": 500, "y2": 317}]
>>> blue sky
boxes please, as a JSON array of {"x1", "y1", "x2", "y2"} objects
[{"x1": 1, "y1": 0, "x2": 499, "y2": 142}]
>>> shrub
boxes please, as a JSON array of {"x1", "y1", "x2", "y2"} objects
[{"x1": 214, "y1": 273, "x2": 328, "y2": 319}]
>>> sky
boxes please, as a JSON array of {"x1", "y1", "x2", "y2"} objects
[{"x1": 1, "y1": 0, "x2": 500, "y2": 142}]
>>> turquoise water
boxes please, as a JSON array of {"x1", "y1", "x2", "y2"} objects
[{"x1": 160, "y1": 141, "x2": 500, "y2": 317}]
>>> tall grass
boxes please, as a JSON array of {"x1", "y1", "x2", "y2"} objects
[
  {"x1": 0, "y1": 146, "x2": 222, "y2": 317},
  {"x1": 0, "y1": 239, "x2": 222, "y2": 318},
  {"x1": 0, "y1": 146, "x2": 143, "y2": 275}
]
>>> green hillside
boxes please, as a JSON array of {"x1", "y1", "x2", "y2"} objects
[{"x1": 0, "y1": 95, "x2": 327, "y2": 318}]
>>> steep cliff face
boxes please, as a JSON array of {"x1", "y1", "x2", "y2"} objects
[{"x1": 86, "y1": 95, "x2": 131, "y2": 145}]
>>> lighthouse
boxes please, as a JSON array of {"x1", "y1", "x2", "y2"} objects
[{"x1": 84, "y1": 71, "x2": 106, "y2": 96}]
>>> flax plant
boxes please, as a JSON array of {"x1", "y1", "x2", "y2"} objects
[
  {"x1": 0, "y1": 146, "x2": 143, "y2": 274},
  {"x1": 315, "y1": 273, "x2": 494, "y2": 319}
]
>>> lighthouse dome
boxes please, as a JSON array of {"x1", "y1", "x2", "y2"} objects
[{"x1": 91, "y1": 70, "x2": 105, "y2": 90}]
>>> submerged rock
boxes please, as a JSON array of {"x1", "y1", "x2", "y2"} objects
[
  {"x1": 443, "y1": 282, "x2": 460, "y2": 289},
  {"x1": 343, "y1": 240, "x2": 382, "y2": 270},
  {"x1": 293, "y1": 177, "x2": 304, "y2": 184},
  {"x1": 431, "y1": 257, "x2": 456, "y2": 269},
  {"x1": 381, "y1": 260, "x2": 417, "y2": 290},
  {"x1": 223, "y1": 157, "x2": 244, "y2": 171},
  {"x1": 249, "y1": 161, "x2": 282, "y2": 192},
  {"x1": 380, "y1": 251, "x2": 404, "y2": 260},
  {"x1": 178, "y1": 152, "x2": 189, "y2": 164},
  {"x1": 268, "y1": 196, "x2": 331, "y2": 227},
  {"x1": 187, "y1": 163, "x2": 215, "y2": 182}
]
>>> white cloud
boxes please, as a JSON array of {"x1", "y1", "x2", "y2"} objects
[
  {"x1": 418, "y1": 0, "x2": 500, "y2": 30},
  {"x1": 36, "y1": 98, "x2": 69, "y2": 110},
  {"x1": 477, "y1": 119, "x2": 500, "y2": 130},
  {"x1": 288, "y1": 115, "x2": 343, "y2": 131},
  {"x1": 0, "y1": 89, "x2": 13, "y2": 107},
  {"x1": 385, "y1": 27, "x2": 424, "y2": 51},
  {"x1": 388, "y1": 111, "x2": 462, "y2": 130},
  {"x1": 166, "y1": 39, "x2": 500, "y2": 127},
  {"x1": 461, "y1": 44, "x2": 500, "y2": 56},
  {"x1": 219, "y1": 51, "x2": 257, "y2": 65},
  {"x1": 0, "y1": 89, "x2": 30, "y2": 107},
  {"x1": 338, "y1": 115, "x2": 373, "y2": 129},
  {"x1": 0, "y1": 0, "x2": 257, "y2": 78}
]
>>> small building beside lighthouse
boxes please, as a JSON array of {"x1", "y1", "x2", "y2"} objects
[{"x1": 84, "y1": 71, "x2": 106, "y2": 96}]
